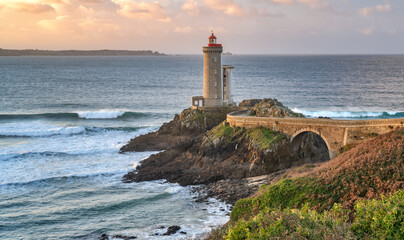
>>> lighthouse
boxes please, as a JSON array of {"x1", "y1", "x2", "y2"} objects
[{"x1": 191, "y1": 32, "x2": 235, "y2": 109}]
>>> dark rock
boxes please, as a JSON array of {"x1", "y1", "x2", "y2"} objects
[
  {"x1": 120, "y1": 108, "x2": 235, "y2": 153},
  {"x1": 238, "y1": 99, "x2": 262, "y2": 108},
  {"x1": 121, "y1": 100, "x2": 331, "y2": 206},
  {"x1": 249, "y1": 98, "x2": 304, "y2": 118},
  {"x1": 180, "y1": 231, "x2": 187, "y2": 234},
  {"x1": 163, "y1": 225, "x2": 181, "y2": 235},
  {"x1": 112, "y1": 234, "x2": 137, "y2": 239},
  {"x1": 99, "y1": 234, "x2": 108, "y2": 240}
]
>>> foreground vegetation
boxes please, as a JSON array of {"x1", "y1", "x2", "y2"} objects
[{"x1": 208, "y1": 129, "x2": 404, "y2": 239}]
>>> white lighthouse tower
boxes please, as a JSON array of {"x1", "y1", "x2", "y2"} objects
[{"x1": 191, "y1": 32, "x2": 235, "y2": 109}]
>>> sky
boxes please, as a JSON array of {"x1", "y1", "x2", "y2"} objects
[{"x1": 0, "y1": 0, "x2": 403, "y2": 54}]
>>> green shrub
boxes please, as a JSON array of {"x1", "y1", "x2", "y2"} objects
[
  {"x1": 226, "y1": 204, "x2": 354, "y2": 240},
  {"x1": 230, "y1": 178, "x2": 327, "y2": 222},
  {"x1": 351, "y1": 190, "x2": 404, "y2": 239}
]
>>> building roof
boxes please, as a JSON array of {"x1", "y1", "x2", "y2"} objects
[{"x1": 209, "y1": 33, "x2": 217, "y2": 39}]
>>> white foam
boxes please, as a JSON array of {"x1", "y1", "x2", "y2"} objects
[
  {"x1": 292, "y1": 108, "x2": 396, "y2": 118},
  {"x1": 0, "y1": 121, "x2": 85, "y2": 137},
  {"x1": 165, "y1": 185, "x2": 183, "y2": 194},
  {"x1": 77, "y1": 110, "x2": 125, "y2": 119}
]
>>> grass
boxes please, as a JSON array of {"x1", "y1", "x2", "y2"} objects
[
  {"x1": 247, "y1": 128, "x2": 286, "y2": 150},
  {"x1": 208, "y1": 125, "x2": 287, "y2": 150},
  {"x1": 213, "y1": 123, "x2": 235, "y2": 139}
]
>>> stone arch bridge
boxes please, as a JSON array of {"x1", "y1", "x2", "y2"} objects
[{"x1": 227, "y1": 110, "x2": 404, "y2": 159}]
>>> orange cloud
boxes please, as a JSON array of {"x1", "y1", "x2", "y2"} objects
[
  {"x1": 203, "y1": 0, "x2": 245, "y2": 16},
  {"x1": 1, "y1": 1, "x2": 55, "y2": 14},
  {"x1": 181, "y1": 0, "x2": 201, "y2": 16},
  {"x1": 111, "y1": 0, "x2": 170, "y2": 22},
  {"x1": 174, "y1": 25, "x2": 193, "y2": 33},
  {"x1": 270, "y1": 0, "x2": 332, "y2": 10},
  {"x1": 358, "y1": 4, "x2": 391, "y2": 16},
  {"x1": 358, "y1": 26, "x2": 374, "y2": 35},
  {"x1": 271, "y1": 0, "x2": 294, "y2": 5}
]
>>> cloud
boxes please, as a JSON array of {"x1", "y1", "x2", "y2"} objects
[
  {"x1": 358, "y1": 4, "x2": 391, "y2": 16},
  {"x1": 359, "y1": 26, "x2": 374, "y2": 35},
  {"x1": 1, "y1": 1, "x2": 55, "y2": 13},
  {"x1": 181, "y1": 0, "x2": 201, "y2": 15},
  {"x1": 174, "y1": 25, "x2": 193, "y2": 33},
  {"x1": 269, "y1": 0, "x2": 332, "y2": 10},
  {"x1": 111, "y1": 0, "x2": 170, "y2": 21},
  {"x1": 38, "y1": 15, "x2": 68, "y2": 31},
  {"x1": 79, "y1": 0, "x2": 103, "y2": 3},
  {"x1": 203, "y1": 0, "x2": 245, "y2": 16},
  {"x1": 271, "y1": 0, "x2": 294, "y2": 5}
]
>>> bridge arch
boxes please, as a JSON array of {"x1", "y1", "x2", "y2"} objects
[{"x1": 290, "y1": 128, "x2": 331, "y2": 161}]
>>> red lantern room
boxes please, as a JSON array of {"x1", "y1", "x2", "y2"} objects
[{"x1": 208, "y1": 32, "x2": 222, "y2": 47}]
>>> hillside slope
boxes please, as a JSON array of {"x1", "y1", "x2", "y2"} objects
[{"x1": 209, "y1": 128, "x2": 404, "y2": 239}]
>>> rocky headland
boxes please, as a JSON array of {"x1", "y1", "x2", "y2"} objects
[
  {"x1": 121, "y1": 98, "x2": 328, "y2": 194},
  {"x1": 120, "y1": 99, "x2": 404, "y2": 239}
]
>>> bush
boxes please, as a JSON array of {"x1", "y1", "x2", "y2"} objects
[
  {"x1": 225, "y1": 191, "x2": 404, "y2": 240},
  {"x1": 351, "y1": 190, "x2": 404, "y2": 239},
  {"x1": 226, "y1": 204, "x2": 354, "y2": 240}
]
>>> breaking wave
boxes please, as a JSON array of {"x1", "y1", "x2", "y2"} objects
[
  {"x1": 0, "y1": 111, "x2": 149, "y2": 120},
  {"x1": 292, "y1": 109, "x2": 404, "y2": 119},
  {"x1": 0, "y1": 121, "x2": 143, "y2": 137}
]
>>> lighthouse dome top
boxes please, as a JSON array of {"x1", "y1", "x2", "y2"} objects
[{"x1": 207, "y1": 32, "x2": 222, "y2": 47}]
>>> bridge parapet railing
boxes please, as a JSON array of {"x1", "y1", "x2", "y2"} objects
[{"x1": 227, "y1": 111, "x2": 404, "y2": 128}]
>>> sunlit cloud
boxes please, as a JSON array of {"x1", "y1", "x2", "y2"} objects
[
  {"x1": 358, "y1": 4, "x2": 391, "y2": 16},
  {"x1": 269, "y1": 0, "x2": 331, "y2": 10},
  {"x1": 174, "y1": 25, "x2": 193, "y2": 33},
  {"x1": 0, "y1": 0, "x2": 402, "y2": 53},
  {"x1": 359, "y1": 26, "x2": 374, "y2": 35},
  {"x1": 271, "y1": 0, "x2": 294, "y2": 5},
  {"x1": 0, "y1": 1, "x2": 55, "y2": 13},
  {"x1": 38, "y1": 15, "x2": 68, "y2": 31},
  {"x1": 111, "y1": 0, "x2": 170, "y2": 21},
  {"x1": 203, "y1": 0, "x2": 245, "y2": 16},
  {"x1": 181, "y1": 0, "x2": 199, "y2": 15}
]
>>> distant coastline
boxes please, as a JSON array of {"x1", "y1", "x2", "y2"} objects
[{"x1": 0, "y1": 48, "x2": 165, "y2": 56}]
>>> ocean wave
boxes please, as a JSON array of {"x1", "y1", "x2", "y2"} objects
[
  {"x1": 0, "y1": 121, "x2": 85, "y2": 137},
  {"x1": 77, "y1": 111, "x2": 125, "y2": 119},
  {"x1": 0, "y1": 110, "x2": 149, "y2": 120},
  {"x1": 0, "y1": 172, "x2": 118, "y2": 188},
  {"x1": 0, "y1": 148, "x2": 124, "y2": 161},
  {"x1": 0, "y1": 121, "x2": 144, "y2": 137},
  {"x1": 292, "y1": 108, "x2": 404, "y2": 119},
  {"x1": 0, "y1": 151, "x2": 70, "y2": 161}
]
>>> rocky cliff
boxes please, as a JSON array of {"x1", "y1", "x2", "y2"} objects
[{"x1": 121, "y1": 99, "x2": 328, "y2": 187}]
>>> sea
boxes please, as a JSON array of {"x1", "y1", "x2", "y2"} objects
[{"x1": 1, "y1": 55, "x2": 403, "y2": 240}]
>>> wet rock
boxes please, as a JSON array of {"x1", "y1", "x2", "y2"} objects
[
  {"x1": 112, "y1": 234, "x2": 137, "y2": 239},
  {"x1": 99, "y1": 234, "x2": 108, "y2": 240},
  {"x1": 180, "y1": 231, "x2": 187, "y2": 234},
  {"x1": 163, "y1": 225, "x2": 181, "y2": 235}
]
